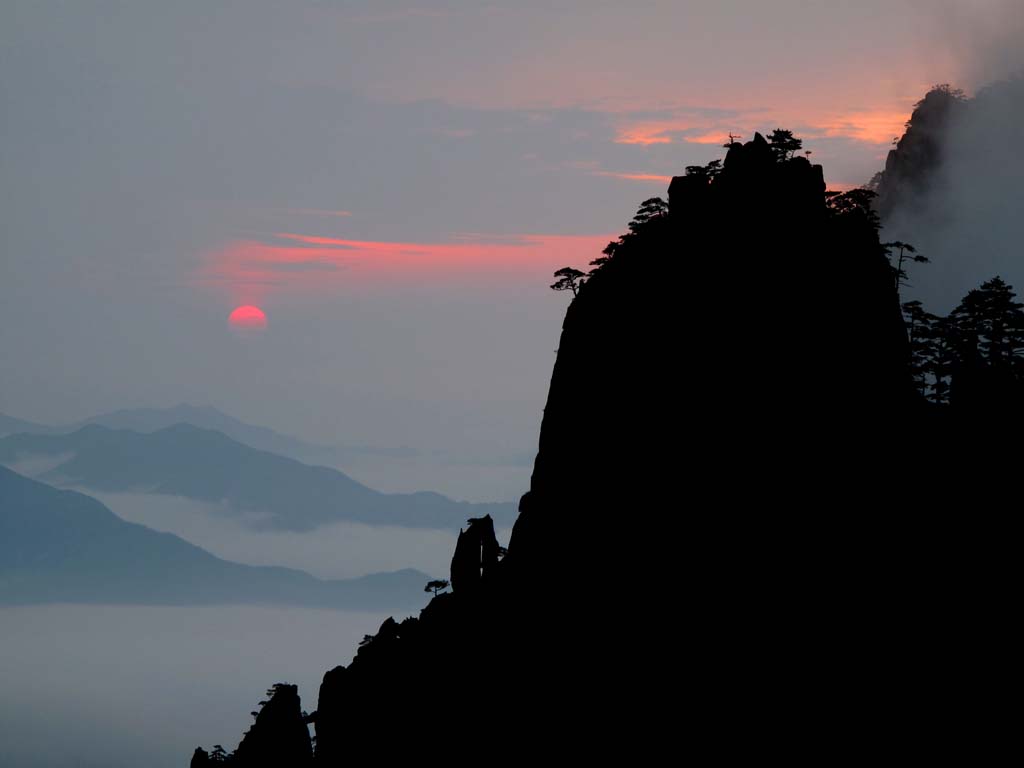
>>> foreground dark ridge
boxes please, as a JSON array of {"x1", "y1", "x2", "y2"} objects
[{"x1": 193, "y1": 132, "x2": 1015, "y2": 765}]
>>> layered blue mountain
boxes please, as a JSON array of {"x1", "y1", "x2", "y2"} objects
[
  {"x1": 0, "y1": 465, "x2": 426, "y2": 610},
  {"x1": 0, "y1": 424, "x2": 514, "y2": 530},
  {"x1": 0, "y1": 411, "x2": 51, "y2": 437},
  {"x1": 0, "y1": 403, "x2": 406, "y2": 463}
]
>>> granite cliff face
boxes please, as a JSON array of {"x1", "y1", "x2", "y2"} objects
[
  {"x1": 873, "y1": 85, "x2": 966, "y2": 219},
  {"x1": 872, "y1": 79, "x2": 1024, "y2": 314},
  {"x1": 193, "y1": 135, "x2": 1012, "y2": 764}
]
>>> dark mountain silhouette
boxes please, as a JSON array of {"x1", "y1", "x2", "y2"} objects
[
  {"x1": 193, "y1": 684, "x2": 313, "y2": 768},
  {"x1": 196, "y1": 133, "x2": 1014, "y2": 764},
  {"x1": 0, "y1": 424, "x2": 515, "y2": 531},
  {"x1": 0, "y1": 464, "x2": 427, "y2": 610}
]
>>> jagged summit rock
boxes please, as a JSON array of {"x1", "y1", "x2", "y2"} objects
[
  {"x1": 191, "y1": 685, "x2": 312, "y2": 768},
  {"x1": 450, "y1": 514, "x2": 501, "y2": 593}
]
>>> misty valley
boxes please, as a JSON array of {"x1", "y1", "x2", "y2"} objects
[{"x1": 0, "y1": 407, "x2": 515, "y2": 766}]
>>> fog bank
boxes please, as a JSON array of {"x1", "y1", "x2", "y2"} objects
[
  {"x1": 0, "y1": 604, "x2": 392, "y2": 768},
  {"x1": 88, "y1": 490, "x2": 513, "y2": 580}
]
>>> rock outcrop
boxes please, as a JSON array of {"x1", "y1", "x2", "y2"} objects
[
  {"x1": 195, "y1": 132, "x2": 1013, "y2": 764},
  {"x1": 307, "y1": 135, "x2": 917, "y2": 761},
  {"x1": 235, "y1": 684, "x2": 312, "y2": 768},
  {"x1": 874, "y1": 85, "x2": 966, "y2": 219},
  {"x1": 449, "y1": 514, "x2": 501, "y2": 593}
]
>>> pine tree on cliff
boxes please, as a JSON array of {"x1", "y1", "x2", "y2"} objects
[
  {"x1": 951, "y1": 277, "x2": 1024, "y2": 370},
  {"x1": 591, "y1": 196, "x2": 668, "y2": 270},
  {"x1": 977, "y1": 277, "x2": 1024, "y2": 368},
  {"x1": 209, "y1": 745, "x2": 229, "y2": 764},
  {"x1": 902, "y1": 300, "x2": 934, "y2": 397},
  {"x1": 424, "y1": 579, "x2": 449, "y2": 596},
  {"x1": 825, "y1": 188, "x2": 881, "y2": 230},
  {"x1": 925, "y1": 314, "x2": 957, "y2": 405},
  {"x1": 551, "y1": 266, "x2": 586, "y2": 296},
  {"x1": 628, "y1": 197, "x2": 668, "y2": 232},
  {"x1": 885, "y1": 240, "x2": 929, "y2": 294},
  {"x1": 767, "y1": 128, "x2": 803, "y2": 161},
  {"x1": 683, "y1": 159, "x2": 722, "y2": 180}
]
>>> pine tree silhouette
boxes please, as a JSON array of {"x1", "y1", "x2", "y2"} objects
[
  {"x1": 902, "y1": 300, "x2": 934, "y2": 397},
  {"x1": 951, "y1": 277, "x2": 1024, "y2": 369}
]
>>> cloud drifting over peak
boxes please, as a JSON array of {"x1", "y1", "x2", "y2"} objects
[{"x1": 916, "y1": 0, "x2": 1024, "y2": 88}]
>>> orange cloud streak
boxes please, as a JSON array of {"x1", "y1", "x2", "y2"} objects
[
  {"x1": 613, "y1": 104, "x2": 910, "y2": 149},
  {"x1": 195, "y1": 232, "x2": 616, "y2": 304},
  {"x1": 592, "y1": 171, "x2": 673, "y2": 183},
  {"x1": 810, "y1": 110, "x2": 909, "y2": 145}
]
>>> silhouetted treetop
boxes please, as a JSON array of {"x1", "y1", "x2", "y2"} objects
[
  {"x1": 884, "y1": 240, "x2": 929, "y2": 294},
  {"x1": 913, "y1": 83, "x2": 966, "y2": 115},
  {"x1": 589, "y1": 196, "x2": 669, "y2": 274},
  {"x1": 628, "y1": 197, "x2": 668, "y2": 233},
  {"x1": 684, "y1": 159, "x2": 722, "y2": 180},
  {"x1": 551, "y1": 266, "x2": 586, "y2": 297},
  {"x1": 825, "y1": 188, "x2": 882, "y2": 232},
  {"x1": 767, "y1": 128, "x2": 803, "y2": 161},
  {"x1": 424, "y1": 579, "x2": 449, "y2": 596},
  {"x1": 951, "y1": 277, "x2": 1024, "y2": 368}
]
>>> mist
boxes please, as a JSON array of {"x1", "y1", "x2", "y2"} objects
[
  {"x1": 921, "y1": 0, "x2": 1024, "y2": 89},
  {"x1": 85, "y1": 490, "x2": 513, "y2": 580},
  {"x1": 0, "y1": 604, "x2": 391, "y2": 768},
  {"x1": 883, "y1": 74, "x2": 1024, "y2": 313}
]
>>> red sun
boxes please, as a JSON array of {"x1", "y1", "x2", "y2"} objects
[{"x1": 228, "y1": 305, "x2": 268, "y2": 330}]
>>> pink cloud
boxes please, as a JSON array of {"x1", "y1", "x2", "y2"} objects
[
  {"x1": 808, "y1": 109, "x2": 909, "y2": 145},
  {"x1": 592, "y1": 171, "x2": 673, "y2": 183},
  {"x1": 683, "y1": 131, "x2": 731, "y2": 145},
  {"x1": 613, "y1": 103, "x2": 908, "y2": 150},
  {"x1": 194, "y1": 232, "x2": 615, "y2": 305},
  {"x1": 614, "y1": 129, "x2": 673, "y2": 146},
  {"x1": 286, "y1": 209, "x2": 353, "y2": 218}
]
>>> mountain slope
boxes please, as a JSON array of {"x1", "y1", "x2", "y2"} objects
[
  {"x1": 70, "y1": 403, "x2": 344, "y2": 462},
  {"x1": 0, "y1": 424, "x2": 515, "y2": 531},
  {"x1": 2, "y1": 403, "x2": 413, "y2": 463},
  {"x1": 0, "y1": 465, "x2": 427, "y2": 610},
  {"x1": 0, "y1": 412, "x2": 53, "y2": 437}
]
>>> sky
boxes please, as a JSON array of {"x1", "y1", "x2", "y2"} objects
[{"x1": 1, "y1": 0, "x2": 1019, "y2": 501}]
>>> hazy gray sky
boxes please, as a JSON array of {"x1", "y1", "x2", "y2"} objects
[{"x1": 2, "y1": 1, "x2": 1019, "y2": 499}]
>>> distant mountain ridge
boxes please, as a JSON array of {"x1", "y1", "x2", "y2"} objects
[
  {"x1": 0, "y1": 465, "x2": 427, "y2": 610},
  {"x1": 0, "y1": 411, "x2": 52, "y2": 436},
  {"x1": 0, "y1": 423, "x2": 516, "y2": 531},
  {"x1": 0, "y1": 403, "x2": 393, "y2": 463}
]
